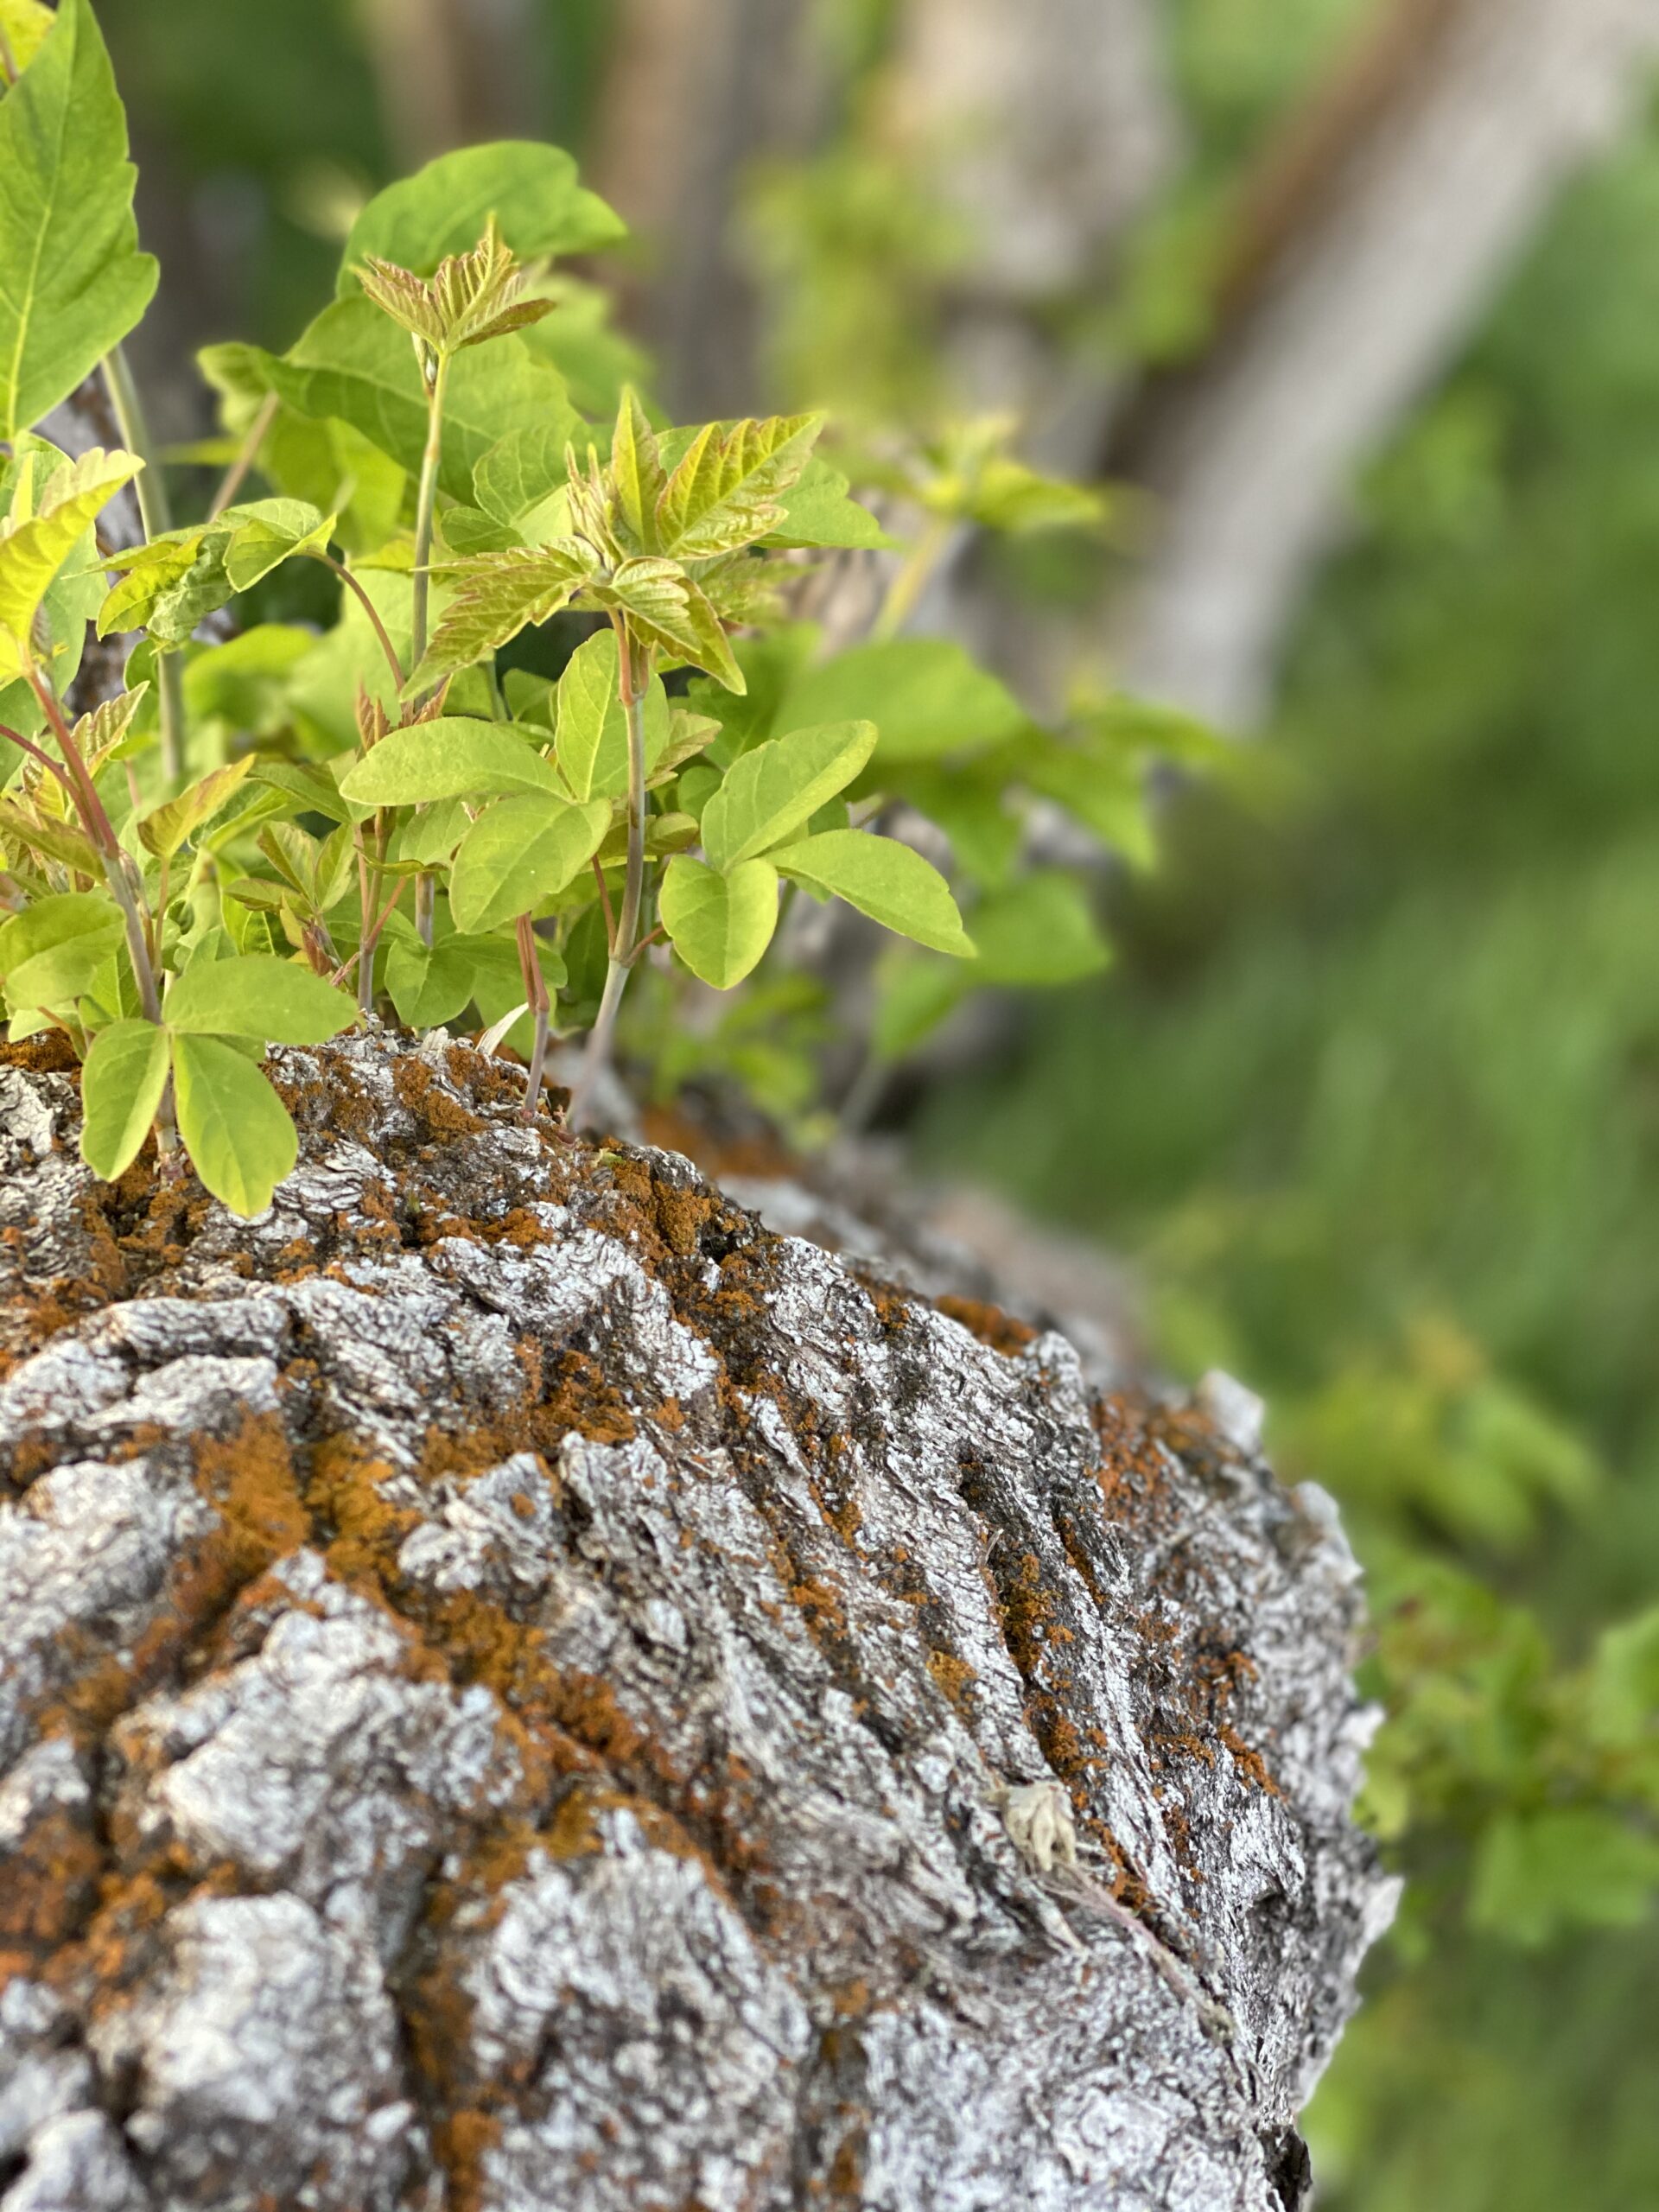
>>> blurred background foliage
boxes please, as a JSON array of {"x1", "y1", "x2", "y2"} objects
[{"x1": 91, "y1": 0, "x2": 1659, "y2": 2201}]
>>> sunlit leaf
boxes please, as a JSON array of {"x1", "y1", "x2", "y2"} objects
[
  {"x1": 410, "y1": 541, "x2": 598, "y2": 689},
  {"x1": 79, "y1": 1017, "x2": 168, "y2": 1181},
  {"x1": 771, "y1": 830, "x2": 974, "y2": 956},
  {"x1": 448, "y1": 792, "x2": 610, "y2": 934},
  {"x1": 700, "y1": 721, "x2": 875, "y2": 871},
  {"x1": 660, "y1": 855, "x2": 779, "y2": 988},
  {"x1": 172, "y1": 1032, "x2": 297, "y2": 1217},
  {"x1": 0, "y1": 0, "x2": 158, "y2": 438},
  {"x1": 166, "y1": 952, "x2": 357, "y2": 1045},
  {"x1": 0, "y1": 446, "x2": 141, "y2": 676},
  {"x1": 340, "y1": 717, "x2": 563, "y2": 805},
  {"x1": 339, "y1": 143, "x2": 624, "y2": 296},
  {"x1": 656, "y1": 411, "x2": 821, "y2": 559},
  {"x1": 137, "y1": 755, "x2": 257, "y2": 861}
]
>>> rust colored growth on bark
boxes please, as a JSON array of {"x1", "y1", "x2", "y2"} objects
[
  {"x1": 0, "y1": 1791, "x2": 103, "y2": 1973},
  {"x1": 933, "y1": 1293, "x2": 1038, "y2": 1357},
  {"x1": 393, "y1": 1054, "x2": 487, "y2": 1142},
  {"x1": 0, "y1": 1034, "x2": 1388, "y2": 2211}
]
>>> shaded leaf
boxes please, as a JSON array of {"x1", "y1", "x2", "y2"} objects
[
  {"x1": 780, "y1": 638, "x2": 1024, "y2": 764},
  {"x1": 385, "y1": 935, "x2": 478, "y2": 1028}
]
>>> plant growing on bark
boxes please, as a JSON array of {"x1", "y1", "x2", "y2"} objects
[{"x1": 0, "y1": 0, "x2": 1184, "y2": 1214}]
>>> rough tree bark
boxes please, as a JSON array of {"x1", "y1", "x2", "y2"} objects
[
  {"x1": 891, "y1": 0, "x2": 1179, "y2": 452},
  {"x1": 0, "y1": 1030, "x2": 1395, "y2": 2211},
  {"x1": 1111, "y1": 0, "x2": 1659, "y2": 727}
]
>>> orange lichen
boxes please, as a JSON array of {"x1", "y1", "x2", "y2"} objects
[{"x1": 933, "y1": 1294, "x2": 1037, "y2": 1357}]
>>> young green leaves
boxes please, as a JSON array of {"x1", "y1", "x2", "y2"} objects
[
  {"x1": 79, "y1": 957, "x2": 358, "y2": 1216},
  {"x1": 0, "y1": 445, "x2": 142, "y2": 680},
  {"x1": 658, "y1": 717, "x2": 970, "y2": 987},
  {"x1": 0, "y1": 0, "x2": 157, "y2": 438},
  {"x1": 355, "y1": 214, "x2": 556, "y2": 364},
  {"x1": 410, "y1": 389, "x2": 825, "y2": 696}
]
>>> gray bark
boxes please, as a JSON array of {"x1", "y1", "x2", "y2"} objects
[
  {"x1": 893, "y1": 0, "x2": 1179, "y2": 454},
  {"x1": 0, "y1": 1030, "x2": 1395, "y2": 2211},
  {"x1": 1115, "y1": 0, "x2": 1659, "y2": 727}
]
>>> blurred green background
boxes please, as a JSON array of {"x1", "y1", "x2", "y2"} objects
[{"x1": 93, "y1": 0, "x2": 1659, "y2": 2201}]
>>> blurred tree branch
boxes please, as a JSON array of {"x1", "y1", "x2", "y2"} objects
[
  {"x1": 356, "y1": 0, "x2": 537, "y2": 166},
  {"x1": 1108, "y1": 0, "x2": 1659, "y2": 728}
]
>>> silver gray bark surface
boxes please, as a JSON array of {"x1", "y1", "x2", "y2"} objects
[{"x1": 0, "y1": 1032, "x2": 1395, "y2": 2211}]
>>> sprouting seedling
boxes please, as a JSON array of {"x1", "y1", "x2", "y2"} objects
[
  {"x1": 0, "y1": 2, "x2": 1144, "y2": 1224},
  {"x1": 353, "y1": 215, "x2": 558, "y2": 945}
]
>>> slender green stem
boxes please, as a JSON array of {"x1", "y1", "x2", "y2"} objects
[
  {"x1": 517, "y1": 912, "x2": 553, "y2": 1122},
  {"x1": 208, "y1": 390, "x2": 279, "y2": 518},
  {"x1": 28, "y1": 667, "x2": 164, "y2": 1030},
  {"x1": 355, "y1": 842, "x2": 377, "y2": 1015},
  {"x1": 873, "y1": 513, "x2": 953, "y2": 642},
  {"x1": 568, "y1": 626, "x2": 649, "y2": 1128},
  {"x1": 410, "y1": 350, "x2": 449, "y2": 682},
  {"x1": 312, "y1": 552, "x2": 405, "y2": 690},
  {"x1": 409, "y1": 350, "x2": 449, "y2": 943},
  {"x1": 102, "y1": 344, "x2": 185, "y2": 785}
]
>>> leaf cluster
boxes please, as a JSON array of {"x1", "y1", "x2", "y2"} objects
[{"x1": 0, "y1": 1, "x2": 1191, "y2": 1217}]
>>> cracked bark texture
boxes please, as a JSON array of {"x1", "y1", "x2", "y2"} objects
[{"x1": 0, "y1": 1030, "x2": 1395, "y2": 2212}]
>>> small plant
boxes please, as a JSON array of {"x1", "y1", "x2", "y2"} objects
[{"x1": 0, "y1": 0, "x2": 1194, "y2": 1215}]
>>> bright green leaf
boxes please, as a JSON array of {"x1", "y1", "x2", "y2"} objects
[
  {"x1": 79, "y1": 1017, "x2": 168, "y2": 1181},
  {"x1": 0, "y1": 889, "x2": 119, "y2": 982},
  {"x1": 779, "y1": 638, "x2": 1024, "y2": 764},
  {"x1": 166, "y1": 952, "x2": 357, "y2": 1045},
  {"x1": 340, "y1": 717, "x2": 563, "y2": 805},
  {"x1": 172, "y1": 1032, "x2": 297, "y2": 1217},
  {"x1": 221, "y1": 498, "x2": 334, "y2": 592},
  {"x1": 660, "y1": 855, "x2": 779, "y2": 988},
  {"x1": 0, "y1": 0, "x2": 54, "y2": 77},
  {"x1": 771, "y1": 830, "x2": 974, "y2": 957},
  {"x1": 0, "y1": 0, "x2": 158, "y2": 439},
  {"x1": 656, "y1": 411, "x2": 821, "y2": 560},
  {"x1": 275, "y1": 298, "x2": 571, "y2": 502},
  {"x1": 448, "y1": 792, "x2": 610, "y2": 934},
  {"x1": 595, "y1": 556, "x2": 743, "y2": 691},
  {"x1": 338, "y1": 143, "x2": 624, "y2": 297},
  {"x1": 700, "y1": 720, "x2": 876, "y2": 871},
  {"x1": 137, "y1": 755, "x2": 257, "y2": 861},
  {"x1": 0, "y1": 446, "x2": 141, "y2": 676},
  {"x1": 410, "y1": 541, "x2": 597, "y2": 689},
  {"x1": 767, "y1": 458, "x2": 894, "y2": 550},
  {"x1": 552, "y1": 629, "x2": 670, "y2": 800},
  {"x1": 473, "y1": 417, "x2": 582, "y2": 531},
  {"x1": 385, "y1": 935, "x2": 478, "y2": 1028}
]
